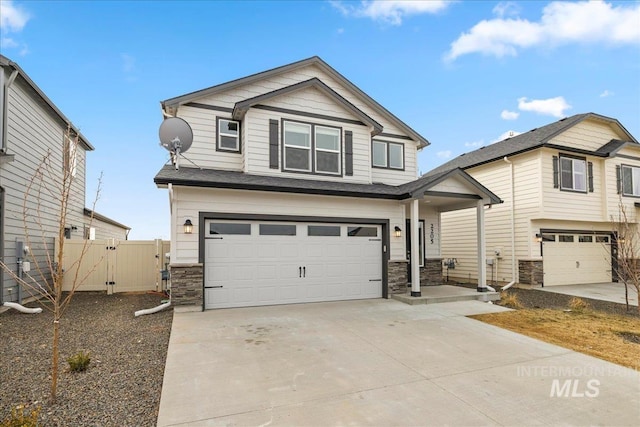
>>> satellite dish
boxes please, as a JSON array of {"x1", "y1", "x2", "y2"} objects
[{"x1": 159, "y1": 117, "x2": 193, "y2": 169}]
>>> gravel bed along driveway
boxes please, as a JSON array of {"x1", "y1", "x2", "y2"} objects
[
  {"x1": 0, "y1": 292, "x2": 173, "y2": 426},
  {"x1": 451, "y1": 281, "x2": 639, "y2": 317}
]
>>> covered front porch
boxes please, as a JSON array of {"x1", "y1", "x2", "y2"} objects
[{"x1": 390, "y1": 168, "x2": 502, "y2": 301}]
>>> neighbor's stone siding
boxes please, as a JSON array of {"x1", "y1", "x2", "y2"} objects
[
  {"x1": 388, "y1": 260, "x2": 408, "y2": 295},
  {"x1": 519, "y1": 259, "x2": 543, "y2": 286},
  {"x1": 170, "y1": 264, "x2": 203, "y2": 308},
  {"x1": 420, "y1": 258, "x2": 443, "y2": 286}
]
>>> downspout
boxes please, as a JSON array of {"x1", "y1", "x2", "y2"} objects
[
  {"x1": 1, "y1": 66, "x2": 19, "y2": 153},
  {"x1": 502, "y1": 156, "x2": 517, "y2": 291}
]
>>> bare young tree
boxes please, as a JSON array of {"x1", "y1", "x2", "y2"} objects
[
  {"x1": 611, "y1": 201, "x2": 640, "y2": 314},
  {"x1": 0, "y1": 127, "x2": 103, "y2": 402}
]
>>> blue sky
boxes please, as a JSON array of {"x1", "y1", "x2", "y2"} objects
[{"x1": 1, "y1": 0, "x2": 639, "y2": 239}]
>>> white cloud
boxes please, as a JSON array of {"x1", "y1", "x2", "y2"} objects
[
  {"x1": 446, "y1": 1, "x2": 640, "y2": 61},
  {"x1": 464, "y1": 139, "x2": 484, "y2": 148},
  {"x1": 0, "y1": 0, "x2": 30, "y2": 33},
  {"x1": 1, "y1": 37, "x2": 18, "y2": 48},
  {"x1": 492, "y1": 2, "x2": 520, "y2": 18},
  {"x1": 437, "y1": 150, "x2": 452, "y2": 159},
  {"x1": 494, "y1": 130, "x2": 522, "y2": 142},
  {"x1": 331, "y1": 0, "x2": 451, "y2": 25},
  {"x1": 517, "y1": 96, "x2": 571, "y2": 118},
  {"x1": 600, "y1": 89, "x2": 614, "y2": 98},
  {"x1": 336, "y1": 28, "x2": 345, "y2": 34},
  {"x1": 501, "y1": 109, "x2": 519, "y2": 120},
  {"x1": 121, "y1": 53, "x2": 135, "y2": 73},
  {"x1": 0, "y1": 1, "x2": 30, "y2": 55}
]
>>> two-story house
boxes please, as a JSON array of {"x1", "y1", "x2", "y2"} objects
[
  {"x1": 154, "y1": 57, "x2": 501, "y2": 311},
  {"x1": 0, "y1": 55, "x2": 129, "y2": 304},
  {"x1": 431, "y1": 113, "x2": 639, "y2": 287}
]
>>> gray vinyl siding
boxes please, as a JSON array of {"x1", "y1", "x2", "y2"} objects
[{"x1": 0, "y1": 71, "x2": 87, "y2": 303}]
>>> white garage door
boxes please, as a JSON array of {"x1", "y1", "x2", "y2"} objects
[
  {"x1": 543, "y1": 233, "x2": 612, "y2": 286},
  {"x1": 204, "y1": 220, "x2": 383, "y2": 309}
]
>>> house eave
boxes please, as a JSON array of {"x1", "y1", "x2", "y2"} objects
[{"x1": 0, "y1": 54, "x2": 94, "y2": 151}]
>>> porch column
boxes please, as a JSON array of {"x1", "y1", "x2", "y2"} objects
[
  {"x1": 411, "y1": 199, "x2": 421, "y2": 297},
  {"x1": 477, "y1": 200, "x2": 487, "y2": 292}
]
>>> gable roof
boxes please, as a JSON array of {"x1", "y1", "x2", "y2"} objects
[
  {"x1": 161, "y1": 56, "x2": 429, "y2": 148},
  {"x1": 154, "y1": 165, "x2": 501, "y2": 204},
  {"x1": 426, "y1": 112, "x2": 638, "y2": 177},
  {"x1": 232, "y1": 78, "x2": 383, "y2": 134},
  {"x1": 0, "y1": 55, "x2": 94, "y2": 151}
]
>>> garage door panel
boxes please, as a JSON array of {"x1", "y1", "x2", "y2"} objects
[
  {"x1": 205, "y1": 221, "x2": 382, "y2": 309},
  {"x1": 543, "y1": 233, "x2": 611, "y2": 286}
]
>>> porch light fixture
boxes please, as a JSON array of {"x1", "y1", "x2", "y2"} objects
[
  {"x1": 534, "y1": 234, "x2": 542, "y2": 243},
  {"x1": 394, "y1": 226, "x2": 402, "y2": 238},
  {"x1": 183, "y1": 219, "x2": 193, "y2": 234},
  {"x1": 618, "y1": 236, "x2": 626, "y2": 244}
]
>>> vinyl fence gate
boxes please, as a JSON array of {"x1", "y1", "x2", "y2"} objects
[{"x1": 61, "y1": 239, "x2": 170, "y2": 294}]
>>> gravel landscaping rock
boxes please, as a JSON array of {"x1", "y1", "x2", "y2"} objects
[
  {"x1": 0, "y1": 292, "x2": 173, "y2": 426},
  {"x1": 451, "y1": 281, "x2": 639, "y2": 317}
]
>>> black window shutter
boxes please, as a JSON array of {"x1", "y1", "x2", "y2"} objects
[
  {"x1": 552, "y1": 156, "x2": 559, "y2": 188},
  {"x1": 345, "y1": 131, "x2": 353, "y2": 176},
  {"x1": 616, "y1": 165, "x2": 622, "y2": 194},
  {"x1": 587, "y1": 162, "x2": 594, "y2": 192},
  {"x1": 269, "y1": 119, "x2": 279, "y2": 169}
]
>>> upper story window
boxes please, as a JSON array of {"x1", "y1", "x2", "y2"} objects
[
  {"x1": 560, "y1": 155, "x2": 586, "y2": 192},
  {"x1": 621, "y1": 165, "x2": 640, "y2": 197},
  {"x1": 217, "y1": 118, "x2": 240, "y2": 152},
  {"x1": 372, "y1": 140, "x2": 404, "y2": 170},
  {"x1": 553, "y1": 154, "x2": 593, "y2": 193},
  {"x1": 283, "y1": 120, "x2": 341, "y2": 175}
]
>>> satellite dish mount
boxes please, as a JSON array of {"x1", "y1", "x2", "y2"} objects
[{"x1": 159, "y1": 117, "x2": 194, "y2": 170}]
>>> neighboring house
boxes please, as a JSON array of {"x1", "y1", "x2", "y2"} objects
[
  {"x1": 154, "y1": 57, "x2": 501, "y2": 311},
  {"x1": 0, "y1": 55, "x2": 129, "y2": 303},
  {"x1": 83, "y1": 209, "x2": 130, "y2": 240},
  {"x1": 431, "y1": 113, "x2": 639, "y2": 287}
]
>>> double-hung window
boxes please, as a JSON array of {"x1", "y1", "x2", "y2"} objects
[
  {"x1": 621, "y1": 165, "x2": 640, "y2": 196},
  {"x1": 283, "y1": 120, "x2": 341, "y2": 175},
  {"x1": 372, "y1": 140, "x2": 404, "y2": 170},
  {"x1": 560, "y1": 156, "x2": 586, "y2": 192},
  {"x1": 217, "y1": 118, "x2": 240, "y2": 152}
]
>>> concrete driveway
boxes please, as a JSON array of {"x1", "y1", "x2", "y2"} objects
[
  {"x1": 538, "y1": 282, "x2": 638, "y2": 306},
  {"x1": 158, "y1": 300, "x2": 639, "y2": 426}
]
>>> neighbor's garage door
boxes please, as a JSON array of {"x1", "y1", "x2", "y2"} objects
[
  {"x1": 204, "y1": 220, "x2": 383, "y2": 309},
  {"x1": 543, "y1": 233, "x2": 612, "y2": 286}
]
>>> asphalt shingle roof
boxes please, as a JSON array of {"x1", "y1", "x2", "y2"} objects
[
  {"x1": 153, "y1": 165, "x2": 502, "y2": 203},
  {"x1": 425, "y1": 112, "x2": 638, "y2": 177}
]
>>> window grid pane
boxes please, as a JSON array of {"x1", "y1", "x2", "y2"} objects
[
  {"x1": 372, "y1": 141, "x2": 387, "y2": 167},
  {"x1": 389, "y1": 143, "x2": 403, "y2": 169},
  {"x1": 284, "y1": 122, "x2": 311, "y2": 148}
]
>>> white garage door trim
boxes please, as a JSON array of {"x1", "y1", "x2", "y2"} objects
[
  {"x1": 200, "y1": 214, "x2": 389, "y2": 310},
  {"x1": 542, "y1": 230, "x2": 613, "y2": 286}
]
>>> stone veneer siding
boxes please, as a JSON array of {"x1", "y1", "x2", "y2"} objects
[
  {"x1": 518, "y1": 259, "x2": 543, "y2": 286},
  {"x1": 170, "y1": 264, "x2": 203, "y2": 308},
  {"x1": 388, "y1": 260, "x2": 408, "y2": 295},
  {"x1": 420, "y1": 258, "x2": 443, "y2": 286}
]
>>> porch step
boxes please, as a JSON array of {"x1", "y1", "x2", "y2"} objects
[{"x1": 391, "y1": 285, "x2": 501, "y2": 305}]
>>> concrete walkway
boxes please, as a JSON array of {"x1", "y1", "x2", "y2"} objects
[
  {"x1": 538, "y1": 282, "x2": 638, "y2": 306},
  {"x1": 158, "y1": 299, "x2": 639, "y2": 426}
]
